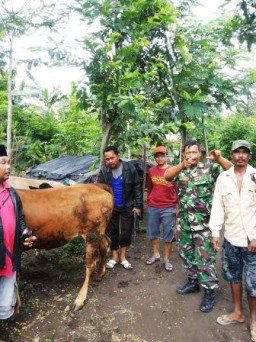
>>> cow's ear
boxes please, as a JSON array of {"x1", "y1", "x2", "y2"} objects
[{"x1": 39, "y1": 183, "x2": 52, "y2": 189}]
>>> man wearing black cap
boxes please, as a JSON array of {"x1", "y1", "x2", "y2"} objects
[
  {"x1": 0, "y1": 145, "x2": 35, "y2": 321},
  {"x1": 209, "y1": 140, "x2": 256, "y2": 342}
]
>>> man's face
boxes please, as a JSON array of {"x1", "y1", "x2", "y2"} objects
[
  {"x1": 183, "y1": 145, "x2": 201, "y2": 166},
  {"x1": 231, "y1": 147, "x2": 251, "y2": 167},
  {"x1": 104, "y1": 150, "x2": 121, "y2": 169},
  {"x1": 0, "y1": 156, "x2": 11, "y2": 181},
  {"x1": 154, "y1": 153, "x2": 168, "y2": 166}
]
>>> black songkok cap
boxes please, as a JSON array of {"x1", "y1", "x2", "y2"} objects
[{"x1": 0, "y1": 145, "x2": 7, "y2": 157}]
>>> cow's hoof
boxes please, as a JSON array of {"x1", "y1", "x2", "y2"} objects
[
  {"x1": 73, "y1": 302, "x2": 84, "y2": 311},
  {"x1": 95, "y1": 275, "x2": 103, "y2": 282}
]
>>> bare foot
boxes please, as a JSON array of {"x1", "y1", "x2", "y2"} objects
[{"x1": 222, "y1": 313, "x2": 245, "y2": 323}]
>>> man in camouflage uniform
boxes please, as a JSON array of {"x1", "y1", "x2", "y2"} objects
[{"x1": 165, "y1": 140, "x2": 232, "y2": 313}]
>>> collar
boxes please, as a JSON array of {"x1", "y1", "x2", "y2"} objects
[
  {"x1": 183, "y1": 161, "x2": 204, "y2": 173},
  {"x1": 196, "y1": 162, "x2": 205, "y2": 169},
  {"x1": 0, "y1": 180, "x2": 10, "y2": 194},
  {"x1": 1, "y1": 180, "x2": 10, "y2": 189},
  {"x1": 225, "y1": 164, "x2": 256, "y2": 183}
]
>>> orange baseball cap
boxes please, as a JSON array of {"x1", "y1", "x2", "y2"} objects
[{"x1": 153, "y1": 146, "x2": 167, "y2": 155}]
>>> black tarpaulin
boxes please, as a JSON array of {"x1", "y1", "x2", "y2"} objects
[{"x1": 27, "y1": 156, "x2": 98, "y2": 182}]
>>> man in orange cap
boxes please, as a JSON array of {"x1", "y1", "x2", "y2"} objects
[{"x1": 146, "y1": 146, "x2": 178, "y2": 271}]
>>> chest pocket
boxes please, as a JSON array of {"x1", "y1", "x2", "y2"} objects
[
  {"x1": 246, "y1": 185, "x2": 256, "y2": 204},
  {"x1": 222, "y1": 190, "x2": 235, "y2": 207},
  {"x1": 192, "y1": 175, "x2": 212, "y2": 198},
  {"x1": 178, "y1": 180, "x2": 188, "y2": 197}
]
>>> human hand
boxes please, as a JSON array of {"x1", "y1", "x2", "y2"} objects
[
  {"x1": 182, "y1": 157, "x2": 192, "y2": 169},
  {"x1": 133, "y1": 208, "x2": 141, "y2": 217},
  {"x1": 211, "y1": 237, "x2": 220, "y2": 252},
  {"x1": 207, "y1": 149, "x2": 221, "y2": 161},
  {"x1": 23, "y1": 235, "x2": 37, "y2": 248},
  {"x1": 248, "y1": 239, "x2": 256, "y2": 253}
]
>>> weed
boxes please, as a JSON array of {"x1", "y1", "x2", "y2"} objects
[{"x1": 59, "y1": 236, "x2": 84, "y2": 263}]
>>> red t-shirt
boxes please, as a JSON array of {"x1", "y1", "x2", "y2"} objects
[
  {"x1": 0, "y1": 181, "x2": 16, "y2": 277},
  {"x1": 147, "y1": 165, "x2": 178, "y2": 208}
]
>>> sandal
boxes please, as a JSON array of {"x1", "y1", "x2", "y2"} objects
[
  {"x1": 146, "y1": 256, "x2": 160, "y2": 265},
  {"x1": 120, "y1": 259, "x2": 133, "y2": 270},
  {"x1": 251, "y1": 328, "x2": 256, "y2": 342},
  {"x1": 164, "y1": 260, "x2": 173, "y2": 271},
  {"x1": 216, "y1": 314, "x2": 245, "y2": 326},
  {"x1": 106, "y1": 259, "x2": 117, "y2": 269}
]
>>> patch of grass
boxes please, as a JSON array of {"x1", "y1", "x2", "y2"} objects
[{"x1": 59, "y1": 236, "x2": 84, "y2": 263}]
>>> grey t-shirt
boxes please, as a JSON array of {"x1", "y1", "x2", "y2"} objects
[{"x1": 112, "y1": 162, "x2": 123, "y2": 179}]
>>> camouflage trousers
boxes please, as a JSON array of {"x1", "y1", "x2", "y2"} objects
[{"x1": 178, "y1": 228, "x2": 219, "y2": 289}]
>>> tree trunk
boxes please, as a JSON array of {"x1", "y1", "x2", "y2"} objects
[
  {"x1": 7, "y1": 35, "x2": 13, "y2": 158},
  {"x1": 202, "y1": 116, "x2": 209, "y2": 155},
  {"x1": 142, "y1": 143, "x2": 147, "y2": 204},
  {"x1": 179, "y1": 125, "x2": 187, "y2": 162},
  {"x1": 100, "y1": 107, "x2": 112, "y2": 165}
]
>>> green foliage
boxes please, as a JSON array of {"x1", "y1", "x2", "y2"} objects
[
  {"x1": 224, "y1": 0, "x2": 256, "y2": 51},
  {"x1": 217, "y1": 113, "x2": 256, "y2": 167},
  {"x1": 75, "y1": 0, "x2": 178, "y2": 152},
  {"x1": 59, "y1": 236, "x2": 84, "y2": 263},
  {"x1": 0, "y1": 72, "x2": 8, "y2": 140},
  {"x1": 0, "y1": 1, "x2": 255, "y2": 171}
]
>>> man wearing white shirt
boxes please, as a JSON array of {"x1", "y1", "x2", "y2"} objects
[{"x1": 209, "y1": 140, "x2": 256, "y2": 342}]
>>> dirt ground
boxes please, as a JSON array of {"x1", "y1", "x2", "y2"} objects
[{"x1": 0, "y1": 229, "x2": 252, "y2": 342}]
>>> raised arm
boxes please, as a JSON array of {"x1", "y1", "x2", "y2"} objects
[
  {"x1": 164, "y1": 162, "x2": 183, "y2": 181},
  {"x1": 164, "y1": 157, "x2": 193, "y2": 181},
  {"x1": 207, "y1": 150, "x2": 232, "y2": 171}
]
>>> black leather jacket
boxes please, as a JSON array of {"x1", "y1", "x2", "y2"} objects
[
  {"x1": 98, "y1": 160, "x2": 143, "y2": 212},
  {"x1": 0, "y1": 187, "x2": 27, "y2": 272}
]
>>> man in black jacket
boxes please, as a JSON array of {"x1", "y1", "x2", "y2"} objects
[
  {"x1": 98, "y1": 146, "x2": 142, "y2": 270},
  {"x1": 0, "y1": 145, "x2": 35, "y2": 320}
]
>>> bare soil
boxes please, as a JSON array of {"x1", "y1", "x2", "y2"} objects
[{"x1": 0, "y1": 230, "x2": 251, "y2": 342}]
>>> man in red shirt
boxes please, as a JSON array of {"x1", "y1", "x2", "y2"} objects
[
  {"x1": 146, "y1": 146, "x2": 178, "y2": 271},
  {"x1": 0, "y1": 145, "x2": 35, "y2": 321}
]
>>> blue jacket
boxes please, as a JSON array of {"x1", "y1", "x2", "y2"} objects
[{"x1": 98, "y1": 160, "x2": 143, "y2": 212}]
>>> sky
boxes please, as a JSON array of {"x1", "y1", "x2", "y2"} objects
[{"x1": 7, "y1": 0, "x2": 238, "y2": 94}]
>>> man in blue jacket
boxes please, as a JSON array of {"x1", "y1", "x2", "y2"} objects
[{"x1": 98, "y1": 146, "x2": 142, "y2": 270}]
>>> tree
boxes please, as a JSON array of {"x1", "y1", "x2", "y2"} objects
[
  {"x1": 54, "y1": 86, "x2": 102, "y2": 156},
  {"x1": 74, "y1": 0, "x2": 178, "y2": 159},
  {"x1": 217, "y1": 113, "x2": 256, "y2": 167},
  {"x1": 0, "y1": 0, "x2": 57, "y2": 157},
  {"x1": 224, "y1": 0, "x2": 256, "y2": 51},
  {"x1": 158, "y1": 15, "x2": 255, "y2": 148}
]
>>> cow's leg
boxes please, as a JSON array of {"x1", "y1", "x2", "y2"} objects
[
  {"x1": 74, "y1": 234, "x2": 99, "y2": 311},
  {"x1": 96, "y1": 234, "x2": 111, "y2": 281},
  {"x1": 14, "y1": 291, "x2": 21, "y2": 315}
]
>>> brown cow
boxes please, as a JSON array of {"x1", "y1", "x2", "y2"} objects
[{"x1": 17, "y1": 183, "x2": 113, "y2": 311}]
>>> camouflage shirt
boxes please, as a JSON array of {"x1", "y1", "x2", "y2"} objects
[{"x1": 175, "y1": 162, "x2": 221, "y2": 231}]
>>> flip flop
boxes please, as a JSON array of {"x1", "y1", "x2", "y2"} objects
[
  {"x1": 164, "y1": 260, "x2": 173, "y2": 271},
  {"x1": 106, "y1": 259, "x2": 117, "y2": 269},
  {"x1": 251, "y1": 329, "x2": 256, "y2": 342},
  {"x1": 120, "y1": 259, "x2": 133, "y2": 270},
  {"x1": 217, "y1": 315, "x2": 245, "y2": 326},
  {"x1": 146, "y1": 256, "x2": 160, "y2": 265}
]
